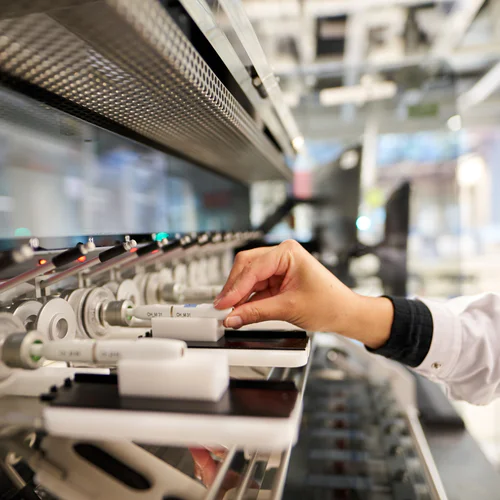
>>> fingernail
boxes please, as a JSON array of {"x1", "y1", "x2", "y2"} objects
[
  {"x1": 213, "y1": 296, "x2": 221, "y2": 307},
  {"x1": 225, "y1": 316, "x2": 243, "y2": 329}
]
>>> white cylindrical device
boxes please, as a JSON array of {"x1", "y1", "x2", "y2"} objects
[
  {"x1": 170, "y1": 304, "x2": 231, "y2": 320},
  {"x1": 95, "y1": 339, "x2": 185, "y2": 362},
  {"x1": 162, "y1": 283, "x2": 222, "y2": 302},
  {"x1": 32, "y1": 340, "x2": 94, "y2": 363},
  {"x1": 131, "y1": 303, "x2": 231, "y2": 321},
  {"x1": 32, "y1": 338, "x2": 186, "y2": 364}
]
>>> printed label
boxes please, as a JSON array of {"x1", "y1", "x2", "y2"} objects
[
  {"x1": 147, "y1": 312, "x2": 164, "y2": 318},
  {"x1": 100, "y1": 350, "x2": 120, "y2": 360},
  {"x1": 58, "y1": 349, "x2": 81, "y2": 358}
]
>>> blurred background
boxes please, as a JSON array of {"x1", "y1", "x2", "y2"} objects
[
  {"x1": 2, "y1": 0, "x2": 500, "y2": 475},
  {"x1": 240, "y1": 0, "x2": 500, "y2": 472}
]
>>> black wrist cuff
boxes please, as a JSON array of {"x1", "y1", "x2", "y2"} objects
[{"x1": 366, "y1": 296, "x2": 433, "y2": 368}]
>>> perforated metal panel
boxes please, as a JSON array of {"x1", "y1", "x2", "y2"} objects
[{"x1": 0, "y1": 0, "x2": 291, "y2": 182}]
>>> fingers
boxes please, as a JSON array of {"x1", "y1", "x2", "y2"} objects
[
  {"x1": 234, "y1": 280, "x2": 269, "y2": 307},
  {"x1": 215, "y1": 246, "x2": 290, "y2": 310},
  {"x1": 190, "y1": 447, "x2": 241, "y2": 498},
  {"x1": 190, "y1": 448, "x2": 218, "y2": 485},
  {"x1": 245, "y1": 289, "x2": 274, "y2": 303},
  {"x1": 224, "y1": 295, "x2": 290, "y2": 328},
  {"x1": 215, "y1": 247, "x2": 273, "y2": 307}
]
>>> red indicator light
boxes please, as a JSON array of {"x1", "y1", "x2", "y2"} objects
[
  {"x1": 152, "y1": 249, "x2": 159, "y2": 254},
  {"x1": 130, "y1": 247, "x2": 138, "y2": 253},
  {"x1": 38, "y1": 259, "x2": 47, "y2": 266},
  {"x1": 77, "y1": 256, "x2": 86, "y2": 263}
]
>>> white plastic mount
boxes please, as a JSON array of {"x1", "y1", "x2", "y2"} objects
[
  {"x1": 118, "y1": 350, "x2": 229, "y2": 402},
  {"x1": 151, "y1": 316, "x2": 224, "y2": 342}
]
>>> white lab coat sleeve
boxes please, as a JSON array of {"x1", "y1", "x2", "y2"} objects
[{"x1": 415, "y1": 293, "x2": 500, "y2": 405}]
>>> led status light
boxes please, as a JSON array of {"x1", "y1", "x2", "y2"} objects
[
  {"x1": 38, "y1": 259, "x2": 48, "y2": 266},
  {"x1": 155, "y1": 232, "x2": 169, "y2": 241},
  {"x1": 356, "y1": 216, "x2": 372, "y2": 231},
  {"x1": 77, "y1": 256, "x2": 87, "y2": 263}
]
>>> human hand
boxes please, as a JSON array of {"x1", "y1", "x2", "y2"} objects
[
  {"x1": 214, "y1": 240, "x2": 393, "y2": 349},
  {"x1": 190, "y1": 447, "x2": 244, "y2": 499}
]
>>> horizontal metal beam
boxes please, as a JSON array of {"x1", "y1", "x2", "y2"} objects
[{"x1": 241, "y1": 0, "x2": 455, "y2": 19}]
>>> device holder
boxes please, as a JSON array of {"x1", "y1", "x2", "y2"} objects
[{"x1": 1, "y1": 326, "x2": 230, "y2": 402}]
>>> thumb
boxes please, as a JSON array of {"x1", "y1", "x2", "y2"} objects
[{"x1": 224, "y1": 295, "x2": 289, "y2": 328}]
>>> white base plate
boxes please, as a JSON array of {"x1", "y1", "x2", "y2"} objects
[
  {"x1": 193, "y1": 339, "x2": 311, "y2": 367},
  {"x1": 43, "y1": 399, "x2": 302, "y2": 452}
]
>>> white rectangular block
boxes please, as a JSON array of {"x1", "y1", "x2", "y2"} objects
[
  {"x1": 118, "y1": 351, "x2": 229, "y2": 401},
  {"x1": 151, "y1": 317, "x2": 224, "y2": 342}
]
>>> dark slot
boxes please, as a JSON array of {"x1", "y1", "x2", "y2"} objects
[
  {"x1": 186, "y1": 336, "x2": 308, "y2": 350},
  {"x1": 224, "y1": 329, "x2": 307, "y2": 339},
  {"x1": 74, "y1": 373, "x2": 118, "y2": 384},
  {"x1": 229, "y1": 379, "x2": 297, "y2": 391},
  {"x1": 73, "y1": 444, "x2": 151, "y2": 490}
]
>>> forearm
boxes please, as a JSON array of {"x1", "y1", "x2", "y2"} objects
[
  {"x1": 342, "y1": 293, "x2": 500, "y2": 405},
  {"x1": 336, "y1": 295, "x2": 394, "y2": 349},
  {"x1": 337, "y1": 294, "x2": 434, "y2": 368}
]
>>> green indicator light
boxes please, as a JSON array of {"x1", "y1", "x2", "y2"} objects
[
  {"x1": 31, "y1": 340, "x2": 43, "y2": 362},
  {"x1": 126, "y1": 305, "x2": 134, "y2": 322},
  {"x1": 155, "y1": 232, "x2": 169, "y2": 241}
]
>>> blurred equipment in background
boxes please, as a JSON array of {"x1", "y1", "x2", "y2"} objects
[
  {"x1": 314, "y1": 146, "x2": 363, "y2": 269},
  {"x1": 375, "y1": 181, "x2": 411, "y2": 296}
]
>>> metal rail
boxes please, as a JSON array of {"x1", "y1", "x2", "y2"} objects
[
  {"x1": 270, "y1": 445, "x2": 293, "y2": 500},
  {"x1": 406, "y1": 407, "x2": 449, "y2": 500},
  {"x1": 234, "y1": 451, "x2": 260, "y2": 500},
  {"x1": 203, "y1": 446, "x2": 237, "y2": 500}
]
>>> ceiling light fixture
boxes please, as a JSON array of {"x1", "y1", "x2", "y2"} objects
[{"x1": 319, "y1": 81, "x2": 397, "y2": 107}]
